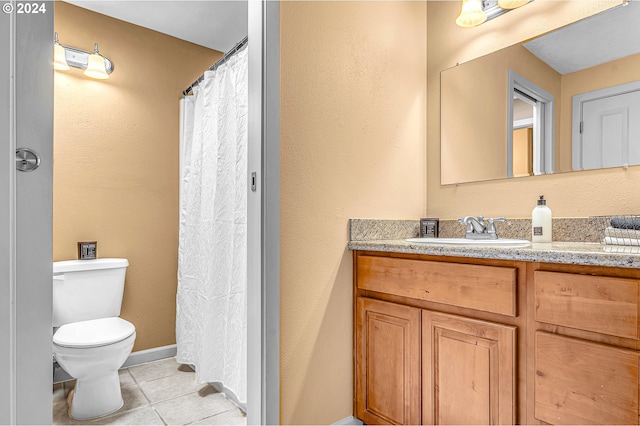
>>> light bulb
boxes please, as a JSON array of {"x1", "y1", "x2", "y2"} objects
[
  {"x1": 84, "y1": 43, "x2": 109, "y2": 80},
  {"x1": 53, "y1": 33, "x2": 69, "y2": 71},
  {"x1": 53, "y1": 43, "x2": 70, "y2": 71},
  {"x1": 498, "y1": 0, "x2": 531, "y2": 9},
  {"x1": 456, "y1": 0, "x2": 487, "y2": 28}
]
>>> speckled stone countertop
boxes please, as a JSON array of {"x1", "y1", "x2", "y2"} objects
[{"x1": 348, "y1": 218, "x2": 640, "y2": 269}]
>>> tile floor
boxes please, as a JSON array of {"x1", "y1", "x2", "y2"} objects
[{"x1": 53, "y1": 357, "x2": 246, "y2": 425}]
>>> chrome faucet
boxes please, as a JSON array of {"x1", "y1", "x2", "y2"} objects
[{"x1": 458, "y1": 215, "x2": 506, "y2": 240}]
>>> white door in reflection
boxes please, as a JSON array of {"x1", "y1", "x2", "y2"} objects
[{"x1": 574, "y1": 85, "x2": 640, "y2": 170}]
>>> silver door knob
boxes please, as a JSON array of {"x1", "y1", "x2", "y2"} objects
[{"x1": 15, "y1": 148, "x2": 40, "y2": 172}]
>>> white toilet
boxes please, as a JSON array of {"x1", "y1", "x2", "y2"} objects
[{"x1": 52, "y1": 258, "x2": 136, "y2": 420}]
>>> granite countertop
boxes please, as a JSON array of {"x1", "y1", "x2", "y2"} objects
[
  {"x1": 348, "y1": 239, "x2": 640, "y2": 269},
  {"x1": 348, "y1": 219, "x2": 640, "y2": 269}
]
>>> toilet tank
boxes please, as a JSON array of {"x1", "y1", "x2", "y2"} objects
[{"x1": 53, "y1": 258, "x2": 129, "y2": 327}]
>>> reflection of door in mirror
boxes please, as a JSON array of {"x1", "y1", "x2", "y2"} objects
[
  {"x1": 512, "y1": 94, "x2": 533, "y2": 177},
  {"x1": 572, "y1": 81, "x2": 640, "y2": 171},
  {"x1": 440, "y1": 2, "x2": 640, "y2": 185},
  {"x1": 507, "y1": 70, "x2": 554, "y2": 178}
]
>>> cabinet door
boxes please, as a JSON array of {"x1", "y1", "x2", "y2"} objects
[
  {"x1": 535, "y1": 331, "x2": 639, "y2": 425},
  {"x1": 423, "y1": 311, "x2": 516, "y2": 425},
  {"x1": 356, "y1": 297, "x2": 421, "y2": 425}
]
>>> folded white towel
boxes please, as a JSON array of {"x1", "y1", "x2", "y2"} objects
[
  {"x1": 604, "y1": 236, "x2": 640, "y2": 246},
  {"x1": 604, "y1": 226, "x2": 640, "y2": 239},
  {"x1": 603, "y1": 244, "x2": 640, "y2": 253}
]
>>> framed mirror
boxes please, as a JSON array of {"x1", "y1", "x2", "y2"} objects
[{"x1": 441, "y1": 2, "x2": 640, "y2": 185}]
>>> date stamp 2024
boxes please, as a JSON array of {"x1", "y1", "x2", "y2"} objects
[{"x1": 3, "y1": 2, "x2": 48, "y2": 14}]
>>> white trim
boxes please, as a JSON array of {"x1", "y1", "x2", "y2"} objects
[
  {"x1": 13, "y1": 4, "x2": 54, "y2": 423},
  {"x1": 572, "y1": 79, "x2": 640, "y2": 170},
  {"x1": 54, "y1": 344, "x2": 179, "y2": 383},
  {"x1": 263, "y1": 2, "x2": 280, "y2": 424},
  {"x1": 9, "y1": 6, "x2": 16, "y2": 424},
  {"x1": 333, "y1": 416, "x2": 364, "y2": 425},
  {"x1": 8, "y1": 6, "x2": 16, "y2": 417},
  {"x1": 0, "y1": 4, "x2": 17, "y2": 423},
  {"x1": 507, "y1": 69, "x2": 554, "y2": 177},
  {"x1": 514, "y1": 118, "x2": 533, "y2": 129},
  {"x1": 247, "y1": 1, "x2": 280, "y2": 425}
]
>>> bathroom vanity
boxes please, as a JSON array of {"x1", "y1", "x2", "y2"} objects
[{"x1": 350, "y1": 239, "x2": 640, "y2": 425}]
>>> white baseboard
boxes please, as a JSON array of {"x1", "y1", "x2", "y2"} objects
[
  {"x1": 53, "y1": 344, "x2": 177, "y2": 383},
  {"x1": 333, "y1": 416, "x2": 363, "y2": 425}
]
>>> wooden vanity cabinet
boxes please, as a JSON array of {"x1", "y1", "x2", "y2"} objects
[
  {"x1": 354, "y1": 251, "x2": 522, "y2": 425},
  {"x1": 355, "y1": 250, "x2": 640, "y2": 425}
]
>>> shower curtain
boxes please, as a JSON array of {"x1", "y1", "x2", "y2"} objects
[{"x1": 177, "y1": 45, "x2": 248, "y2": 404}]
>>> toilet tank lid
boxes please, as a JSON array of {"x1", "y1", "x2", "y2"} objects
[{"x1": 53, "y1": 258, "x2": 129, "y2": 274}]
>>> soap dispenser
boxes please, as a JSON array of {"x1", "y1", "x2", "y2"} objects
[{"x1": 532, "y1": 195, "x2": 552, "y2": 243}]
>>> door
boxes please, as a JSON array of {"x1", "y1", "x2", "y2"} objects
[
  {"x1": 422, "y1": 311, "x2": 516, "y2": 425},
  {"x1": 535, "y1": 332, "x2": 639, "y2": 425},
  {"x1": 355, "y1": 297, "x2": 421, "y2": 425},
  {"x1": 0, "y1": 1, "x2": 54, "y2": 424},
  {"x1": 507, "y1": 69, "x2": 554, "y2": 177},
  {"x1": 573, "y1": 83, "x2": 640, "y2": 170}
]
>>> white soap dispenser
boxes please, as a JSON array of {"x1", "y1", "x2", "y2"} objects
[{"x1": 532, "y1": 195, "x2": 552, "y2": 243}]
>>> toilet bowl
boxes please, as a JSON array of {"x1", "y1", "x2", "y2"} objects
[{"x1": 52, "y1": 259, "x2": 136, "y2": 420}]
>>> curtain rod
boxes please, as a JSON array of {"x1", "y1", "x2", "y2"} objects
[{"x1": 183, "y1": 36, "x2": 248, "y2": 96}]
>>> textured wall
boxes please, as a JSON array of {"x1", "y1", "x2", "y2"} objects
[
  {"x1": 53, "y1": 2, "x2": 221, "y2": 351},
  {"x1": 280, "y1": 2, "x2": 427, "y2": 423},
  {"x1": 427, "y1": 0, "x2": 636, "y2": 219}
]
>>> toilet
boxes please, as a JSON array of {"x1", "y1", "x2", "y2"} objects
[{"x1": 52, "y1": 258, "x2": 136, "y2": 420}]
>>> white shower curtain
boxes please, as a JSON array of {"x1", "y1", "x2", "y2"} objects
[{"x1": 177, "y1": 45, "x2": 248, "y2": 404}]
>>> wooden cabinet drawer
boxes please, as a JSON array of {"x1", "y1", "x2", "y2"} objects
[
  {"x1": 534, "y1": 271, "x2": 640, "y2": 339},
  {"x1": 535, "y1": 331, "x2": 639, "y2": 425},
  {"x1": 357, "y1": 255, "x2": 517, "y2": 316}
]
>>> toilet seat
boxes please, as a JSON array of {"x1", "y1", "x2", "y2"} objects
[{"x1": 53, "y1": 317, "x2": 135, "y2": 348}]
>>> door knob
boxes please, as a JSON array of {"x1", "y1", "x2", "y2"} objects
[{"x1": 15, "y1": 148, "x2": 41, "y2": 172}]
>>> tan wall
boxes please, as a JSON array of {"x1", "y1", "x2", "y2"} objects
[
  {"x1": 427, "y1": 0, "x2": 639, "y2": 219},
  {"x1": 441, "y1": 43, "x2": 560, "y2": 184},
  {"x1": 53, "y1": 3, "x2": 222, "y2": 351},
  {"x1": 559, "y1": 52, "x2": 640, "y2": 171},
  {"x1": 280, "y1": 2, "x2": 426, "y2": 423}
]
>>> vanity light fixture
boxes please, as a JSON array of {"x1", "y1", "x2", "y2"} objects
[
  {"x1": 84, "y1": 43, "x2": 110, "y2": 79},
  {"x1": 456, "y1": 0, "x2": 533, "y2": 28},
  {"x1": 53, "y1": 33, "x2": 114, "y2": 79},
  {"x1": 456, "y1": 0, "x2": 487, "y2": 28},
  {"x1": 497, "y1": 0, "x2": 531, "y2": 9},
  {"x1": 53, "y1": 33, "x2": 70, "y2": 71}
]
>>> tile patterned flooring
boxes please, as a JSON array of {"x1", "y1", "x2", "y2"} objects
[{"x1": 53, "y1": 357, "x2": 246, "y2": 425}]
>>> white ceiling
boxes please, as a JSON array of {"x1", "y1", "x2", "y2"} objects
[
  {"x1": 523, "y1": 2, "x2": 640, "y2": 75},
  {"x1": 64, "y1": 0, "x2": 248, "y2": 53}
]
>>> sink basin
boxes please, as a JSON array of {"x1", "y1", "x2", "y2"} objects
[{"x1": 406, "y1": 237, "x2": 531, "y2": 247}]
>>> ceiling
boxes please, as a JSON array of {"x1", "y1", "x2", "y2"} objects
[
  {"x1": 523, "y1": 2, "x2": 640, "y2": 75},
  {"x1": 65, "y1": 0, "x2": 248, "y2": 53}
]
